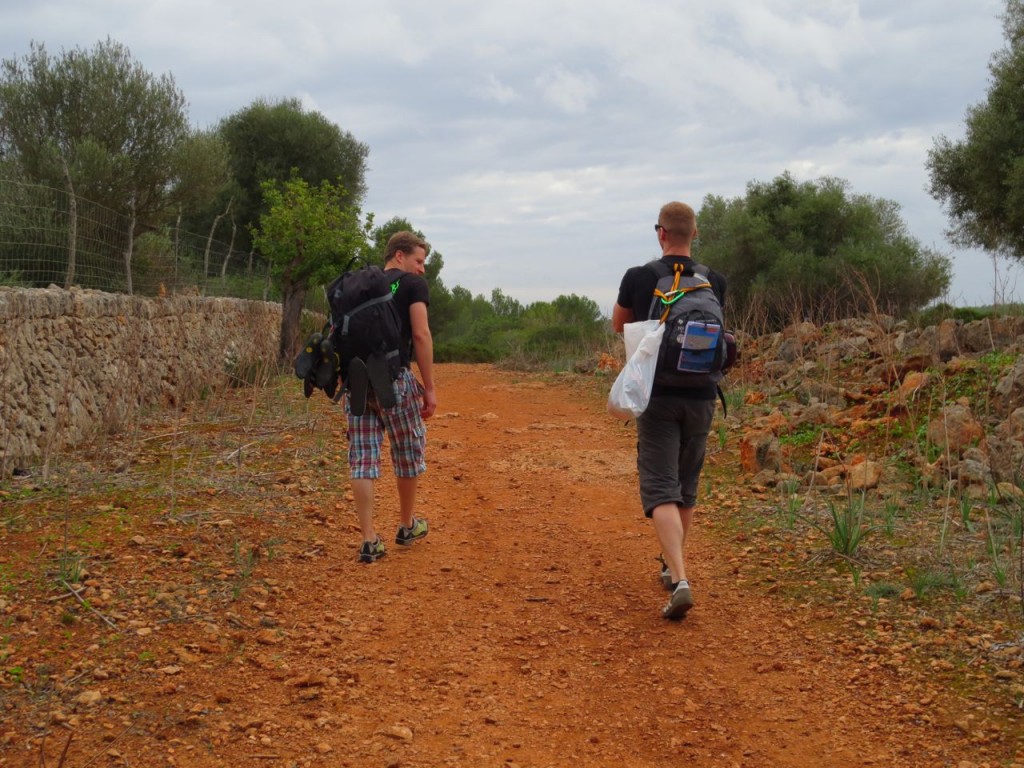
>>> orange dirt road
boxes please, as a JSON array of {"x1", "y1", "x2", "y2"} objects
[
  {"x1": 9, "y1": 363, "x2": 992, "y2": 767},
  {"x1": 270, "y1": 365, "x2": 971, "y2": 767}
]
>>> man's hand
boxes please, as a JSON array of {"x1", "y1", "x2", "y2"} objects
[{"x1": 421, "y1": 387, "x2": 437, "y2": 419}]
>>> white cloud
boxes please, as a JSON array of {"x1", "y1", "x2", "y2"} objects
[
  {"x1": 477, "y1": 74, "x2": 519, "y2": 105},
  {"x1": 0, "y1": 0, "x2": 1016, "y2": 309},
  {"x1": 535, "y1": 66, "x2": 599, "y2": 115}
]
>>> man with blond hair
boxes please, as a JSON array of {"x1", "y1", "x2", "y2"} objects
[
  {"x1": 348, "y1": 231, "x2": 437, "y2": 564},
  {"x1": 612, "y1": 202, "x2": 727, "y2": 619}
]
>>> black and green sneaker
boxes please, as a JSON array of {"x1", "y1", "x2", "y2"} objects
[
  {"x1": 293, "y1": 332, "x2": 322, "y2": 379},
  {"x1": 395, "y1": 518, "x2": 428, "y2": 546},
  {"x1": 314, "y1": 337, "x2": 339, "y2": 391},
  {"x1": 358, "y1": 536, "x2": 386, "y2": 563}
]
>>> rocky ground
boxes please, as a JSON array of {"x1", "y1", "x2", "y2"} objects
[{"x1": 1, "y1": 340, "x2": 1023, "y2": 766}]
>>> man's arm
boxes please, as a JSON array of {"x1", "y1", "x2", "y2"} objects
[
  {"x1": 612, "y1": 303, "x2": 634, "y2": 334},
  {"x1": 409, "y1": 301, "x2": 436, "y2": 419}
]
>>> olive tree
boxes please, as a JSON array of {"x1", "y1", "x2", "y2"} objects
[
  {"x1": 928, "y1": 0, "x2": 1024, "y2": 260},
  {"x1": 697, "y1": 173, "x2": 950, "y2": 329},
  {"x1": 211, "y1": 98, "x2": 369, "y2": 258},
  {"x1": 250, "y1": 174, "x2": 372, "y2": 364},
  {"x1": 0, "y1": 38, "x2": 229, "y2": 290}
]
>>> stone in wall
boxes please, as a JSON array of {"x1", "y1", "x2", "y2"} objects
[{"x1": 0, "y1": 286, "x2": 281, "y2": 474}]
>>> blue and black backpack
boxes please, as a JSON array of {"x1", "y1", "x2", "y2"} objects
[{"x1": 646, "y1": 260, "x2": 737, "y2": 407}]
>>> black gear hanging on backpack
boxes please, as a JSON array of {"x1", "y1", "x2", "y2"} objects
[{"x1": 325, "y1": 265, "x2": 405, "y2": 396}]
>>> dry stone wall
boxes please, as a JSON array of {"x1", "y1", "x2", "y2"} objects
[
  {"x1": 735, "y1": 314, "x2": 1024, "y2": 498},
  {"x1": 0, "y1": 286, "x2": 280, "y2": 474}
]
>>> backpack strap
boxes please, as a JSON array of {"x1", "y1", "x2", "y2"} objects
[
  {"x1": 692, "y1": 263, "x2": 712, "y2": 279},
  {"x1": 645, "y1": 258, "x2": 709, "y2": 278},
  {"x1": 339, "y1": 292, "x2": 394, "y2": 335},
  {"x1": 647, "y1": 260, "x2": 712, "y2": 324},
  {"x1": 382, "y1": 268, "x2": 412, "y2": 371}
]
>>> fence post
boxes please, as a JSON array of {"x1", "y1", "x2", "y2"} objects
[
  {"x1": 61, "y1": 159, "x2": 78, "y2": 289},
  {"x1": 124, "y1": 200, "x2": 136, "y2": 295}
]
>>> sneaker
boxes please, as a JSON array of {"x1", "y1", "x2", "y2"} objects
[
  {"x1": 395, "y1": 518, "x2": 428, "y2": 546},
  {"x1": 314, "y1": 337, "x2": 339, "y2": 390},
  {"x1": 293, "y1": 332, "x2": 322, "y2": 379},
  {"x1": 358, "y1": 536, "x2": 386, "y2": 563},
  {"x1": 660, "y1": 565, "x2": 674, "y2": 591},
  {"x1": 657, "y1": 555, "x2": 674, "y2": 591},
  {"x1": 662, "y1": 580, "x2": 694, "y2": 620}
]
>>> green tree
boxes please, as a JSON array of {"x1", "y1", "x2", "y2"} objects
[
  {"x1": 445, "y1": 286, "x2": 497, "y2": 340},
  {"x1": 430, "y1": 285, "x2": 502, "y2": 361},
  {"x1": 371, "y1": 215, "x2": 416, "y2": 258},
  {"x1": 928, "y1": 0, "x2": 1024, "y2": 259},
  {"x1": 490, "y1": 288, "x2": 524, "y2": 319},
  {"x1": 370, "y1": 215, "x2": 456, "y2": 337},
  {"x1": 697, "y1": 172, "x2": 950, "y2": 328},
  {"x1": 0, "y1": 39, "x2": 228, "y2": 289},
  {"x1": 210, "y1": 98, "x2": 369, "y2": 259},
  {"x1": 250, "y1": 174, "x2": 371, "y2": 364},
  {"x1": 513, "y1": 294, "x2": 609, "y2": 366},
  {"x1": 425, "y1": 284, "x2": 613, "y2": 366},
  {"x1": 423, "y1": 251, "x2": 454, "y2": 331}
]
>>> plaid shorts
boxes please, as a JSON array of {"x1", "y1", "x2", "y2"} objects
[{"x1": 346, "y1": 368, "x2": 426, "y2": 480}]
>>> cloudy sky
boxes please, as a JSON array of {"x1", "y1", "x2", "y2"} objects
[{"x1": 2, "y1": 0, "x2": 1018, "y2": 313}]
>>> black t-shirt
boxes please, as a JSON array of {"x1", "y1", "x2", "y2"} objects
[
  {"x1": 616, "y1": 255, "x2": 727, "y2": 318},
  {"x1": 386, "y1": 268, "x2": 430, "y2": 368},
  {"x1": 616, "y1": 255, "x2": 728, "y2": 399}
]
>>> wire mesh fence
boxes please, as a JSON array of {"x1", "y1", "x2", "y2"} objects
[{"x1": 0, "y1": 177, "x2": 275, "y2": 300}]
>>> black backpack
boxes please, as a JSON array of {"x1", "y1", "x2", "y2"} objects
[
  {"x1": 326, "y1": 265, "x2": 405, "y2": 386},
  {"x1": 646, "y1": 260, "x2": 736, "y2": 393}
]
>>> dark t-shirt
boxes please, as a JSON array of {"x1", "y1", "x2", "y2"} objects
[
  {"x1": 387, "y1": 268, "x2": 430, "y2": 368},
  {"x1": 616, "y1": 255, "x2": 727, "y2": 317},
  {"x1": 616, "y1": 255, "x2": 728, "y2": 399}
]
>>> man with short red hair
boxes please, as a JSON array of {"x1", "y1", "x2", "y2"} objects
[{"x1": 612, "y1": 201, "x2": 728, "y2": 620}]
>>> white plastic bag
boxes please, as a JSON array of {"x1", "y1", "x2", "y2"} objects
[{"x1": 607, "y1": 320, "x2": 664, "y2": 419}]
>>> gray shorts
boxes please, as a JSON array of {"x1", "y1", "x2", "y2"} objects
[{"x1": 636, "y1": 396, "x2": 716, "y2": 516}]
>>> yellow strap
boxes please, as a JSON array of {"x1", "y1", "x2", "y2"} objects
[
  {"x1": 655, "y1": 281, "x2": 711, "y2": 303},
  {"x1": 655, "y1": 263, "x2": 711, "y2": 323},
  {"x1": 659, "y1": 267, "x2": 683, "y2": 322},
  {"x1": 655, "y1": 284, "x2": 712, "y2": 323}
]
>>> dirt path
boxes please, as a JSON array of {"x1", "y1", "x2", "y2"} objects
[
  {"x1": 1, "y1": 364, "x2": 999, "y2": 767},
  {"x1": 353, "y1": 364, "x2": 957, "y2": 768}
]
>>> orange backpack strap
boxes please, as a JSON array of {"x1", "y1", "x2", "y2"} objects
[{"x1": 652, "y1": 262, "x2": 712, "y2": 323}]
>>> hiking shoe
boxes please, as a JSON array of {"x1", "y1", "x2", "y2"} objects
[
  {"x1": 663, "y1": 580, "x2": 694, "y2": 620},
  {"x1": 661, "y1": 564, "x2": 675, "y2": 591},
  {"x1": 367, "y1": 352, "x2": 397, "y2": 409},
  {"x1": 347, "y1": 358, "x2": 369, "y2": 416},
  {"x1": 395, "y1": 518, "x2": 428, "y2": 546},
  {"x1": 293, "y1": 332, "x2": 322, "y2": 379},
  {"x1": 358, "y1": 536, "x2": 386, "y2": 563},
  {"x1": 657, "y1": 554, "x2": 674, "y2": 591},
  {"x1": 323, "y1": 374, "x2": 339, "y2": 400},
  {"x1": 314, "y1": 337, "x2": 339, "y2": 390}
]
